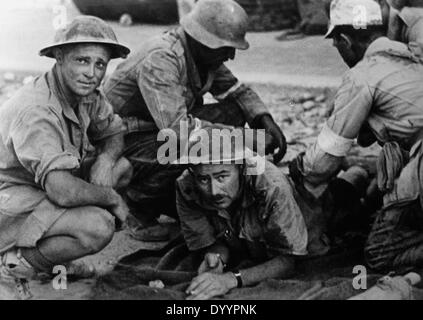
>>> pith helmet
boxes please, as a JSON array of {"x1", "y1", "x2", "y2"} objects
[
  {"x1": 175, "y1": 128, "x2": 255, "y2": 165},
  {"x1": 40, "y1": 15, "x2": 130, "y2": 59},
  {"x1": 325, "y1": 0, "x2": 384, "y2": 38},
  {"x1": 180, "y1": 0, "x2": 250, "y2": 50}
]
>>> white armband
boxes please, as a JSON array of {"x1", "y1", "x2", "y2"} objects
[{"x1": 317, "y1": 124, "x2": 354, "y2": 157}]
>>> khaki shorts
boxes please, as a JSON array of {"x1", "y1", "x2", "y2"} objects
[{"x1": 0, "y1": 184, "x2": 67, "y2": 253}]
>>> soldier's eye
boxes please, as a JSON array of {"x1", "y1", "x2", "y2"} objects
[
  {"x1": 216, "y1": 176, "x2": 227, "y2": 182},
  {"x1": 76, "y1": 58, "x2": 89, "y2": 64},
  {"x1": 96, "y1": 61, "x2": 107, "y2": 69},
  {"x1": 198, "y1": 177, "x2": 209, "y2": 184}
]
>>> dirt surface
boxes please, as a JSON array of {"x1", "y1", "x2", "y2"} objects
[{"x1": 0, "y1": 72, "x2": 380, "y2": 300}]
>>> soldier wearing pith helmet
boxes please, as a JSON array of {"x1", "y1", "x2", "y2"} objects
[{"x1": 0, "y1": 15, "x2": 132, "y2": 299}]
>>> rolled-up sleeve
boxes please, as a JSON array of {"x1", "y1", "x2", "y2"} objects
[
  {"x1": 209, "y1": 65, "x2": 270, "y2": 125},
  {"x1": 10, "y1": 106, "x2": 80, "y2": 189},
  {"x1": 88, "y1": 92, "x2": 124, "y2": 142},
  {"x1": 176, "y1": 179, "x2": 216, "y2": 251},
  {"x1": 298, "y1": 71, "x2": 373, "y2": 196}
]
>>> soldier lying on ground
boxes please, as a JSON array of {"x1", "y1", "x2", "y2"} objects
[
  {"x1": 292, "y1": 0, "x2": 423, "y2": 299},
  {"x1": 103, "y1": 0, "x2": 287, "y2": 242},
  {"x1": 175, "y1": 132, "x2": 368, "y2": 300},
  {"x1": 0, "y1": 16, "x2": 132, "y2": 299}
]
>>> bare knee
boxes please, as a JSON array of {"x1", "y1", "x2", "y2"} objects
[{"x1": 75, "y1": 207, "x2": 115, "y2": 254}]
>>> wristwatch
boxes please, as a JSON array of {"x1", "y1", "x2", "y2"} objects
[{"x1": 232, "y1": 270, "x2": 243, "y2": 288}]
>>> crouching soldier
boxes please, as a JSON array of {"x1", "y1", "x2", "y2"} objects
[
  {"x1": 103, "y1": 0, "x2": 287, "y2": 241},
  {"x1": 0, "y1": 16, "x2": 132, "y2": 299},
  {"x1": 291, "y1": 0, "x2": 423, "y2": 299}
]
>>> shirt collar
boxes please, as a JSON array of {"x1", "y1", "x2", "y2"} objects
[
  {"x1": 364, "y1": 37, "x2": 409, "y2": 57},
  {"x1": 47, "y1": 65, "x2": 80, "y2": 125},
  {"x1": 176, "y1": 27, "x2": 216, "y2": 97},
  {"x1": 399, "y1": 7, "x2": 423, "y2": 28},
  {"x1": 48, "y1": 64, "x2": 97, "y2": 126},
  {"x1": 216, "y1": 178, "x2": 256, "y2": 222},
  {"x1": 177, "y1": 27, "x2": 202, "y2": 90}
]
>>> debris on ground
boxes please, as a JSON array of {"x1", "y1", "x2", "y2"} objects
[
  {"x1": 0, "y1": 73, "x2": 380, "y2": 299},
  {"x1": 149, "y1": 280, "x2": 165, "y2": 289},
  {"x1": 3, "y1": 72, "x2": 16, "y2": 82}
]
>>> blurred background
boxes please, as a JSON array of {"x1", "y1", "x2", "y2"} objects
[{"x1": 0, "y1": 0, "x2": 345, "y2": 86}]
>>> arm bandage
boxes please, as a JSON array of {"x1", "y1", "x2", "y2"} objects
[{"x1": 317, "y1": 124, "x2": 354, "y2": 157}]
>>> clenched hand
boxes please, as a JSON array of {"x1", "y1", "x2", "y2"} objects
[
  {"x1": 197, "y1": 253, "x2": 225, "y2": 274},
  {"x1": 89, "y1": 154, "x2": 115, "y2": 187},
  {"x1": 252, "y1": 114, "x2": 287, "y2": 164},
  {"x1": 109, "y1": 192, "x2": 130, "y2": 230}
]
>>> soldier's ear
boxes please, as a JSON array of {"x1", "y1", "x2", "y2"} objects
[
  {"x1": 339, "y1": 33, "x2": 353, "y2": 50},
  {"x1": 53, "y1": 48, "x2": 65, "y2": 64},
  {"x1": 188, "y1": 166, "x2": 195, "y2": 175}
]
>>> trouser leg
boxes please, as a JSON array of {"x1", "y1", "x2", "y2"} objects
[
  {"x1": 365, "y1": 200, "x2": 423, "y2": 274},
  {"x1": 327, "y1": 166, "x2": 371, "y2": 236},
  {"x1": 20, "y1": 205, "x2": 115, "y2": 273}
]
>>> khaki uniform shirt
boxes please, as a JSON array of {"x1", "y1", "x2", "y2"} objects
[
  {"x1": 399, "y1": 7, "x2": 423, "y2": 44},
  {"x1": 0, "y1": 66, "x2": 122, "y2": 251},
  {"x1": 176, "y1": 161, "x2": 310, "y2": 260},
  {"x1": 300, "y1": 38, "x2": 423, "y2": 199},
  {"x1": 104, "y1": 27, "x2": 269, "y2": 135}
]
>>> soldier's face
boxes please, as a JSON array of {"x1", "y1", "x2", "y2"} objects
[
  {"x1": 333, "y1": 33, "x2": 359, "y2": 68},
  {"x1": 192, "y1": 164, "x2": 241, "y2": 210},
  {"x1": 197, "y1": 44, "x2": 236, "y2": 70},
  {"x1": 57, "y1": 44, "x2": 111, "y2": 97}
]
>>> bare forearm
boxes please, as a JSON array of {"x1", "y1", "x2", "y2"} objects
[
  {"x1": 45, "y1": 171, "x2": 119, "y2": 209},
  {"x1": 97, "y1": 133, "x2": 124, "y2": 163},
  {"x1": 306, "y1": 142, "x2": 343, "y2": 180},
  {"x1": 238, "y1": 255, "x2": 295, "y2": 287}
]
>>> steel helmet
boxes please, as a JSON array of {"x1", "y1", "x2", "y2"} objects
[
  {"x1": 180, "y1": 0, "x2": 250, "y2": 50},
  {"x1": 40, "y1": 15, "x2": 130, "y2": 59}
]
